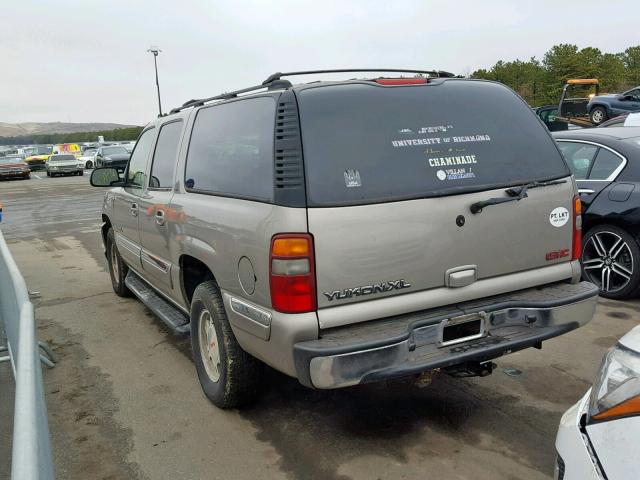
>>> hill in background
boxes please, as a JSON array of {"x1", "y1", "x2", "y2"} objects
[{"x1": 0, "y1": 122, "x2": 136, "y2": 138}]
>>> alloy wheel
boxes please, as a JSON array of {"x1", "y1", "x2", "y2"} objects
[
  {"x1": 582, "y1": 231, "x2": 634, "y2": 293},
  {"x1": 110, "y1": 243, "x2": 120, "y2": 285},
  {"x1": 592, "y1": 109, "x2": 604, "y2": 123},
  {"x1": 198, "y1": 309, "x2": 221, "y2": 382}
]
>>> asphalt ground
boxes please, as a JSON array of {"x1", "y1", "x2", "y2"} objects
[{"x1": 0, "y1": 172, "x2": 638, "y2": 480}]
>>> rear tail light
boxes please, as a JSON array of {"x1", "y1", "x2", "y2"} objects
[
  {"x1": 269, "y1": 234, "x2": 316, "y2": 313},
  {"x1": 375, "y1": 78, "x2": 427, "y2": 85},
  {"x1": 572, "y1": 195, "x2": 582, "y2": 261}
]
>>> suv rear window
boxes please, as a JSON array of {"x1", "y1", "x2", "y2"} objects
[{"x1": 297, "y1": 81, "x2": 570, "y2": 206}]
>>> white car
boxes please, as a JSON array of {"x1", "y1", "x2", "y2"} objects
[
  {"x1": 78, "y1": 148, "x2": 98, "y2": 169},
  {"x1": 555, "y1": 325, "x2": 640, "y2": 479},
  {"x1": 45, "y1": 154, "x2": 85, "y2": 177}
]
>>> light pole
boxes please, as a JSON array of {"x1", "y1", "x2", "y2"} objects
[{"x1": 147, "y1": 46, "x2": 163, "y2": 117}]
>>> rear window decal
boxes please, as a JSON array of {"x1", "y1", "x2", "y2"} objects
[
  {"x1": 344, "y1": 169, "x2": 362, "y2": 188},
  {"x1": 392, "y1": 137, "x2": 442, "y2": 147},
  {"x1": 391, "y1": 134, "x2": 491, "y2": 148},
  {"x1": 419, "y1": 125, "x2": 452, "y2": 134},
  {"x1": 427, "y1": 155, "x2": 477, "y2": 168},
  {"x1": 436, "y1": 168, "x2": 476, "y2": 181}
]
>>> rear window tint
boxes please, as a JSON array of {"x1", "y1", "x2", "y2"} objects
[{"x1": 297, "y1": 81, "x2": 570, "y2": 206}]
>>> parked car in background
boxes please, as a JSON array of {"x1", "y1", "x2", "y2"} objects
[
  {"x1": 534, "y1": 105, "x2": 568, "y2": 132},
  {"x1": 120, "y1": 141, "x2": 136, "y2": 153},
  {"x1": 0, "y1": 156, "x2": 30, "y2": 180},
  {"x1": 24, "y1": 145, "x2": 53, "y2": 170},
  {"x1": 78, "y1": 148, "x2": 98, "y2": 169},
  {"x1": 554, "y1": 126, "x2": 640, "y2": 299},
  {"x1": 45, "y1": 153, "x2": 84, "y2": 177},
  {"x1": 52, "y1": 143, "x2": 82, "y2": 157},
  {"x1": 81, "y1": 142, "x2": 100, "y2": 152},
  {"x1": 94, "y1": 145, "x2": 130, "y2": 170},
  {"x1": 588, "y1": 86, "x2": 640, "y2": 125},
  {"x1": 555, "y1": 324, "x2": 640, "y2": 480},
  {"x1": 90, "y1": 70, "x2": 597, "y2": 409},
  {"x1": 598, "y1": 114, "x2": 629, "y2": 128}
]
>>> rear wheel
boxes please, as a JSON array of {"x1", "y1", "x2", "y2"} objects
[
  {"x1": 86, "y1": 160, "x2": 93, "y2": 169},
  {"x1": 582, "y1": 225, "x2": 640, "y2": 299},
  {"x1": 590, "y1": 106, "x2": 608, "y2": 125},
  {"x1": 79, "y1": 170, "x2": 84, "y2": 176},
  {"x1": 106, "y1": 228, "x2": 131, "y2": 297},
  {"x1": 190, "y1": 280, "x2": 262, "y2": 408}
]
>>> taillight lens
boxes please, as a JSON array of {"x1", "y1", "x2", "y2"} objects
[
  {"x1": 572, "y1": 195, "x2": 582, "y2": 261},
  {"x1": 269, "y1": 234, "x2": 316, "y2": 313}
]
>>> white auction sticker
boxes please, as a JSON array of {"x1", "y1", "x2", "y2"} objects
[{"x1": 549, "y1": 207, "x2": 570, "y2": 227}]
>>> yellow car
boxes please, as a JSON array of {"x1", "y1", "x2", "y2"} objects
[{"x1": 24, "y1": 145, "x2": 53, "y2": 171}]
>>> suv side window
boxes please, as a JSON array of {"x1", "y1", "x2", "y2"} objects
[
  {"x1": 557, "y1": 142, "x2": 598, "y2": 180},
  {"x1": 149, "y1": 121, "x2": 183, "y2": 188},
  {"x1": 126, "y1": 128, "x2": 155, "y2": 187},
  {"x1": 628, "y1": 89, "x2": 640, "y2": 102},
  {"x1": 185, "y1": 96, "x2": 275, "y2": 201},
  {"x1": 590, "y1": 148, "x2": 624, "y2": 180}
]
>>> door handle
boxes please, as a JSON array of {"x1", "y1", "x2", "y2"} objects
[
  {"x1": 155, "y1": 209, "x2": 165, "y2": 226},
  {"x1": 130, "y1": 203, "x2": 138, "y2": 217},
  {"x1": 579, "y1": 189, "x2": 595, "y2": 195}
]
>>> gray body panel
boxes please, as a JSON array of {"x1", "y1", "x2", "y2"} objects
[
  {"x1": 309, "y1": 178, "x2": 576, "y2": 311},
  {"x1": 112, "y1": 188, "x2": 143, "y2": 269},
  {"x1": 138, "y1": 190, "x2": 175, "y2": 292}
]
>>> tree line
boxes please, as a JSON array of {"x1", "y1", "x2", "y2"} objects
[
  {"x1": 471, "y1": 44, "x2": 640, "y2": 107},
  {"x1": 0, "y1": 126, "x2": 143, "y2": 146}
]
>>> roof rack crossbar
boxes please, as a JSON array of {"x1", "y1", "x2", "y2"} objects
[
  {"x1": 262, "y1": 68, "x2": 455, "y2": 84},
  {"x1": 170, "y1": 68, "x2": 455, "y2": 114}
]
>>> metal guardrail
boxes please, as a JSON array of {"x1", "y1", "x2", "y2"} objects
[{"x1": 0, "y1": 229, "x2": 54, "y2": 479}]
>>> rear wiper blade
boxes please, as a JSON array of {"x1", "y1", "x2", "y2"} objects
[{"x1": 470, "y1": 179, "x2": 567, "y2": 214}]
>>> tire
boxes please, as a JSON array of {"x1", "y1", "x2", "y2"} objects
[
  {"x1": 190, "y1": 280, "x2": 262, "y2": 408},
  {"x1": 79, "y1": 170, "x2": 84, "y2": 176},
  {"x1": 590, "y1": 106, "x2": 608, "y2": 125},
  {"x1": 582, "y1": 224, "x2": 640, "y2": 300},
  {"x1": 46, "y1": 171, "x2": 50, "y2": 177},
  {"x1": 106, "y1": 228, "x2": 132, "y2": 297},
  {"x1": 86, "y1": 160, "x2": 93, "y2": 169}
]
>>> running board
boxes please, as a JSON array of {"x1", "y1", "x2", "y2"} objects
[{"x1": 124, "y1": 271, "x2": 190, "y2": 334}]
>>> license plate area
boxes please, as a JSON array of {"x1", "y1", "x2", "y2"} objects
[{"x1": 439, "y1": 312, "x2": 486, "y2": 347}]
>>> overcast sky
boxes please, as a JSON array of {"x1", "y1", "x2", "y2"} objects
[{"x1": 1, "y1": 0, "x2": 638, "y2": 125}]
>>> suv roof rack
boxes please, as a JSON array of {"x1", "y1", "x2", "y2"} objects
[
  {"x1": 169, "y1": 68, "x2": 455, "y2": 114},
  {"x1": 262, "y1": 68, "x2": 455, "y2": 84}
]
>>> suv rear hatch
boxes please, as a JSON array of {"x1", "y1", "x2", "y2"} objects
[{"x1": 296, "y1": 79, "x2": 577, "y2": 322}]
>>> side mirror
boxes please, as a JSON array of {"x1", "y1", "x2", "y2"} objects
[
  {"x1": 618, "y1": 94, "x2": 631, "y2": 101},
  {"x1": 90, "y1": 167, "x2": 123, "y2": 187}
]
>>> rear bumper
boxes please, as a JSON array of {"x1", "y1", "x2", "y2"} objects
[
  {"x1": 48, "y1": 167, "x2": 82, "y2": 174},
  {"x1": 0, "y1": 171, "x2": 30, "y2": 179},
  {"x1": 294, "y1": 281, "x2": 598, "y2": 389},
  {"x1": 26, "y1": 162, "x2": 45, "y2": 170}
]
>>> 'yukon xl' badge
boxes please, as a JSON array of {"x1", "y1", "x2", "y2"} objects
[{"x1": 323, "y1": 279, "x2": 411, "y2": 301}]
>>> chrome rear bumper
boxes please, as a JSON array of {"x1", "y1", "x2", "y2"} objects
[{"x1": 294, "y1": 281, "x2": 598, "y2": 389}]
